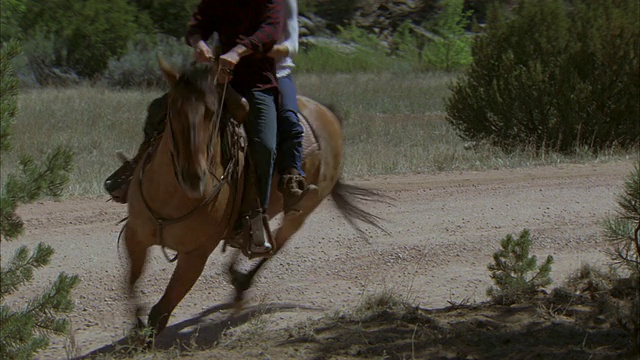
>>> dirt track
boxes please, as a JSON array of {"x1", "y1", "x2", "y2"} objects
[{"x1": 3, "y1": 160, "x2": 635, "y2": 358}]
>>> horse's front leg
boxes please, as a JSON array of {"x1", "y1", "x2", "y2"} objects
[
  {"x1": 124, "y1": 225, "x2": 149, "y2": 329},
  {"x1": 147, "y1": 247, "x2": 211, "y2": 336}
]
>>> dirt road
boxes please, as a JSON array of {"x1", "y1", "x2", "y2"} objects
[{"x1": 3, "y1": 160, "x2": 634, "y2": 358}]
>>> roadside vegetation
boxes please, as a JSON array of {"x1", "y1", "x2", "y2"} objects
[
  {"x1": 0, "y1": 41, "x2": 78, "y2": 360},
  {"x1": 1, "y1": 0, "x2": 638, "y2": 357}
]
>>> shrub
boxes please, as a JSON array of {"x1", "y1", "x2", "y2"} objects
[
  {"x1": 446, "y1": 0, "x2": 640, "y2": 153},
  {"x1": 337, "y1": 23, "x2": 387, "y2": 52},
  {"x1": 0, "y1": 40, "x2": 78, "y2": 360},
  {"x1": 298, "y1": 0, "x2": 318, "y2": 15},
  {"x1": 389, "y1": 20, "x2": 423, "y2": 70},
  {"x1": 18, "y1": 0, "x2": 152, "y2": 78},
  {"x1": 296, "y1": 38, "x2": 403, "y2": 73},
  {"x1": 487, "y1": 229, "x2": 553, "y2": 305},
  {"x1": 102, "y1": 35, "x2": 193, "y2": 89},
  {"x1": 15, "y1": 33, "x2": 80, "y2": 87},
  {"x1": 297, "y1": 23, "x2": 419, "y2": 73}
]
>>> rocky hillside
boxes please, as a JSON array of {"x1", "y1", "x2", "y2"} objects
[
  {"x1": 297, "y1": 0, "x2": 500, "y2": 43},
  {"x1": 299, "y1": 0, "x2": 434, "y2": 42}
]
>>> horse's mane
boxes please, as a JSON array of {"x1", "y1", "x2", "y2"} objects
[{"x1": 174, "y1": 65, "x2": 217, "y2": 98}]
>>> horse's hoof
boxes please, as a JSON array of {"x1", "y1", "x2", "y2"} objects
[
  {"x1": 249, "y1": 242, "x2": 272, "y2": 254},
  {"x1": 232, "y1": 299, "x2": 245, "y2": 315},
  {"x1": 136, "y1": 317, "x2": 146, "y2": 330}
]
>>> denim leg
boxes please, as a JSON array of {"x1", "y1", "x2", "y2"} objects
[
  {"x1": 276, "y1": 75, "x2": 305, "y2": 176},
  {"x1": 239, "y1": 88, "x2": 278, "y2": 211}
]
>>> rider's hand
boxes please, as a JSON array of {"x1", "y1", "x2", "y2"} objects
[
  {"x1": 217, "y1": 49, "x2": 241, "y2": 84},
  {"x1": 194, "y1": 40, "x2": 213, "y2": 63},
  {"x1": 267, "y1": 44, "x2": 289, "y2": 59}
]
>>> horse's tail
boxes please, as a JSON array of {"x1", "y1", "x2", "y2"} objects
[{"x1": 330, "y1": 179, "x2": 391, "y2": 238}]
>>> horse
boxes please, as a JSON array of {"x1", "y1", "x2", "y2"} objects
[{"x1": 122, "y1": 59, "x2": 385, "y2": 337}]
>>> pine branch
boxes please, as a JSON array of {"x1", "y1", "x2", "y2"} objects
[
  {"x1": 0, "y1": 40, "x2": 20, "y2": 154},
  {"x1": 25, "y1": 272, "x2": 79, "y2": 335},
  {"x1": 527, "y1": 255, "x2": 554, "y2": 287},
  {"x1": 0, "y1": 305, "x2": 49, "y2": 360},
  {"x1": 0, "y1": 147, "x2": 73, "y2": 241},
  {"x1": 0, "y1": 243, "x2": 54, "y2": 299}
]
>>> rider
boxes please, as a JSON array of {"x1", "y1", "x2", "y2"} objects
[
  {"x1": 267, "y1": 0, "x2": 318, "y2": 214},
  {"x1": 103, "y1": 0, "x2": 314, "y2": 250}
]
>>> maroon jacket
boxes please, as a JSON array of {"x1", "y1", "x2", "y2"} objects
[{"x1": 187, "y1": 0, "x2": 283, "y2": 91}]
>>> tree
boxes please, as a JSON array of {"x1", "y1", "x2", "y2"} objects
[
  {"x1": 0, "y1": 41, "x2": 78, "y2": 359},
  {"x1": 132, "y1": 0, "x2": 200, "y2": 38},
  {"x1": 422, "y1": 0, "x2": 473, "y2": 71},
  {"x1": 603, "y1": 163, "x2": 640, "y2": 276},
  {"x1": 0, "y1": 0, "x2": 26, "y2": 43},
  {"x1": 602, "y1": 163, "x2": 640, "y2": 353}
]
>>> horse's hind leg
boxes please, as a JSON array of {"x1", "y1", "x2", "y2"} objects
[
  {"x1": 147, "y1": 248, "x2": 211, "y2": 335},
  {"x1": 274, "y1": 206, "x2": 320, "y2": 248},
  {"x1": 230, "y1": 202, "x2": 321, "y2": 302},
  {"x1": 229, "y1": 255, "x2": 268, "y2": 303}
]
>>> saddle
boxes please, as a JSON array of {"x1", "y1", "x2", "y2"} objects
[{"x1": 218, "y1": 110, "x2": 276, "y2": 259}]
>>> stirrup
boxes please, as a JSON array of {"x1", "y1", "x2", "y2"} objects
[{"x1": 241, "y1": 212, "x2": 274, "y2": 258}]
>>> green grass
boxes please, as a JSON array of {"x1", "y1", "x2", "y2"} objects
[{"x1": 1, "y1": 72, "x2": 636, "y2": 196}]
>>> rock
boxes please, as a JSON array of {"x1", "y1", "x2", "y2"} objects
[
  {"x1": 299, "y1": 0, "x2": 437, "y2": 50},
  {"x1": 299, "y1": 14, "x2": 330, "y2": 37},
  {"x1": 300, "y1": 36, "x2": 360, "y2": 54}
]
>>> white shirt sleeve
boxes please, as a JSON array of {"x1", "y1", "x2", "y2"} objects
[{"x1": 281, "y1": 0, "x2": 299, "y2": 58}]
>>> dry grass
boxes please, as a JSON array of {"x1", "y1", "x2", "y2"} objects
[
  {"x1": 63, "y1": 284, "x2": 635, "y2": 359},
  {"x1": 205, "y1": 286, "x2": 633, "y2": 359},
  {"x1": 2, "y1": 73, "x2": 635, "y2": 196},
  {"x1": 3, "y1": 86, "x2": 163, "y2": 195}
]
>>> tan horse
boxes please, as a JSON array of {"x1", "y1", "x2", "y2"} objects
[{"x1": 123, "y1": 60, "x2": 385, "y2": 336}]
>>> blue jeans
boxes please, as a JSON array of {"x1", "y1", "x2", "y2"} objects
[
  {"x1": 238, "y1": 87, "x2": 278, "y2": 211},
  {"x1": 276, "y1": 75, "x2": 305, "y2": 176}
]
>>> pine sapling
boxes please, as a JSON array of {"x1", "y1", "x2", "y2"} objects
[{"x1": 487, "y1": 229, "x2": 553, "y2": 305}]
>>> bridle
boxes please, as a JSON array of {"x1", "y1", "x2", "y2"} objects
[{"x1": 137, "y1": 66, "x2": 238, "y2": 261}]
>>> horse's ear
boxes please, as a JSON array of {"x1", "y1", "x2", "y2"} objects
[{"x1": 157, "y1": 54, "x2": 179, "y2": 86}]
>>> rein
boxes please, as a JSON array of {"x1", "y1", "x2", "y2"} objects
[{"x1": 138, "y1": 75, "x2": 236, "y2": 262}]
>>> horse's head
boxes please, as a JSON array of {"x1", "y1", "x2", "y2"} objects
[{"x1": 159, "y1": 58, "x2": 221, "y2": 198}]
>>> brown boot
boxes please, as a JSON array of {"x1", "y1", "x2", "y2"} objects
[
  {"x1": 103, "y1": 140, "x2": 153, "y2": 204},
  {"x1": 278, "y1": 169, "x2": 319, "y2": 214}
]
